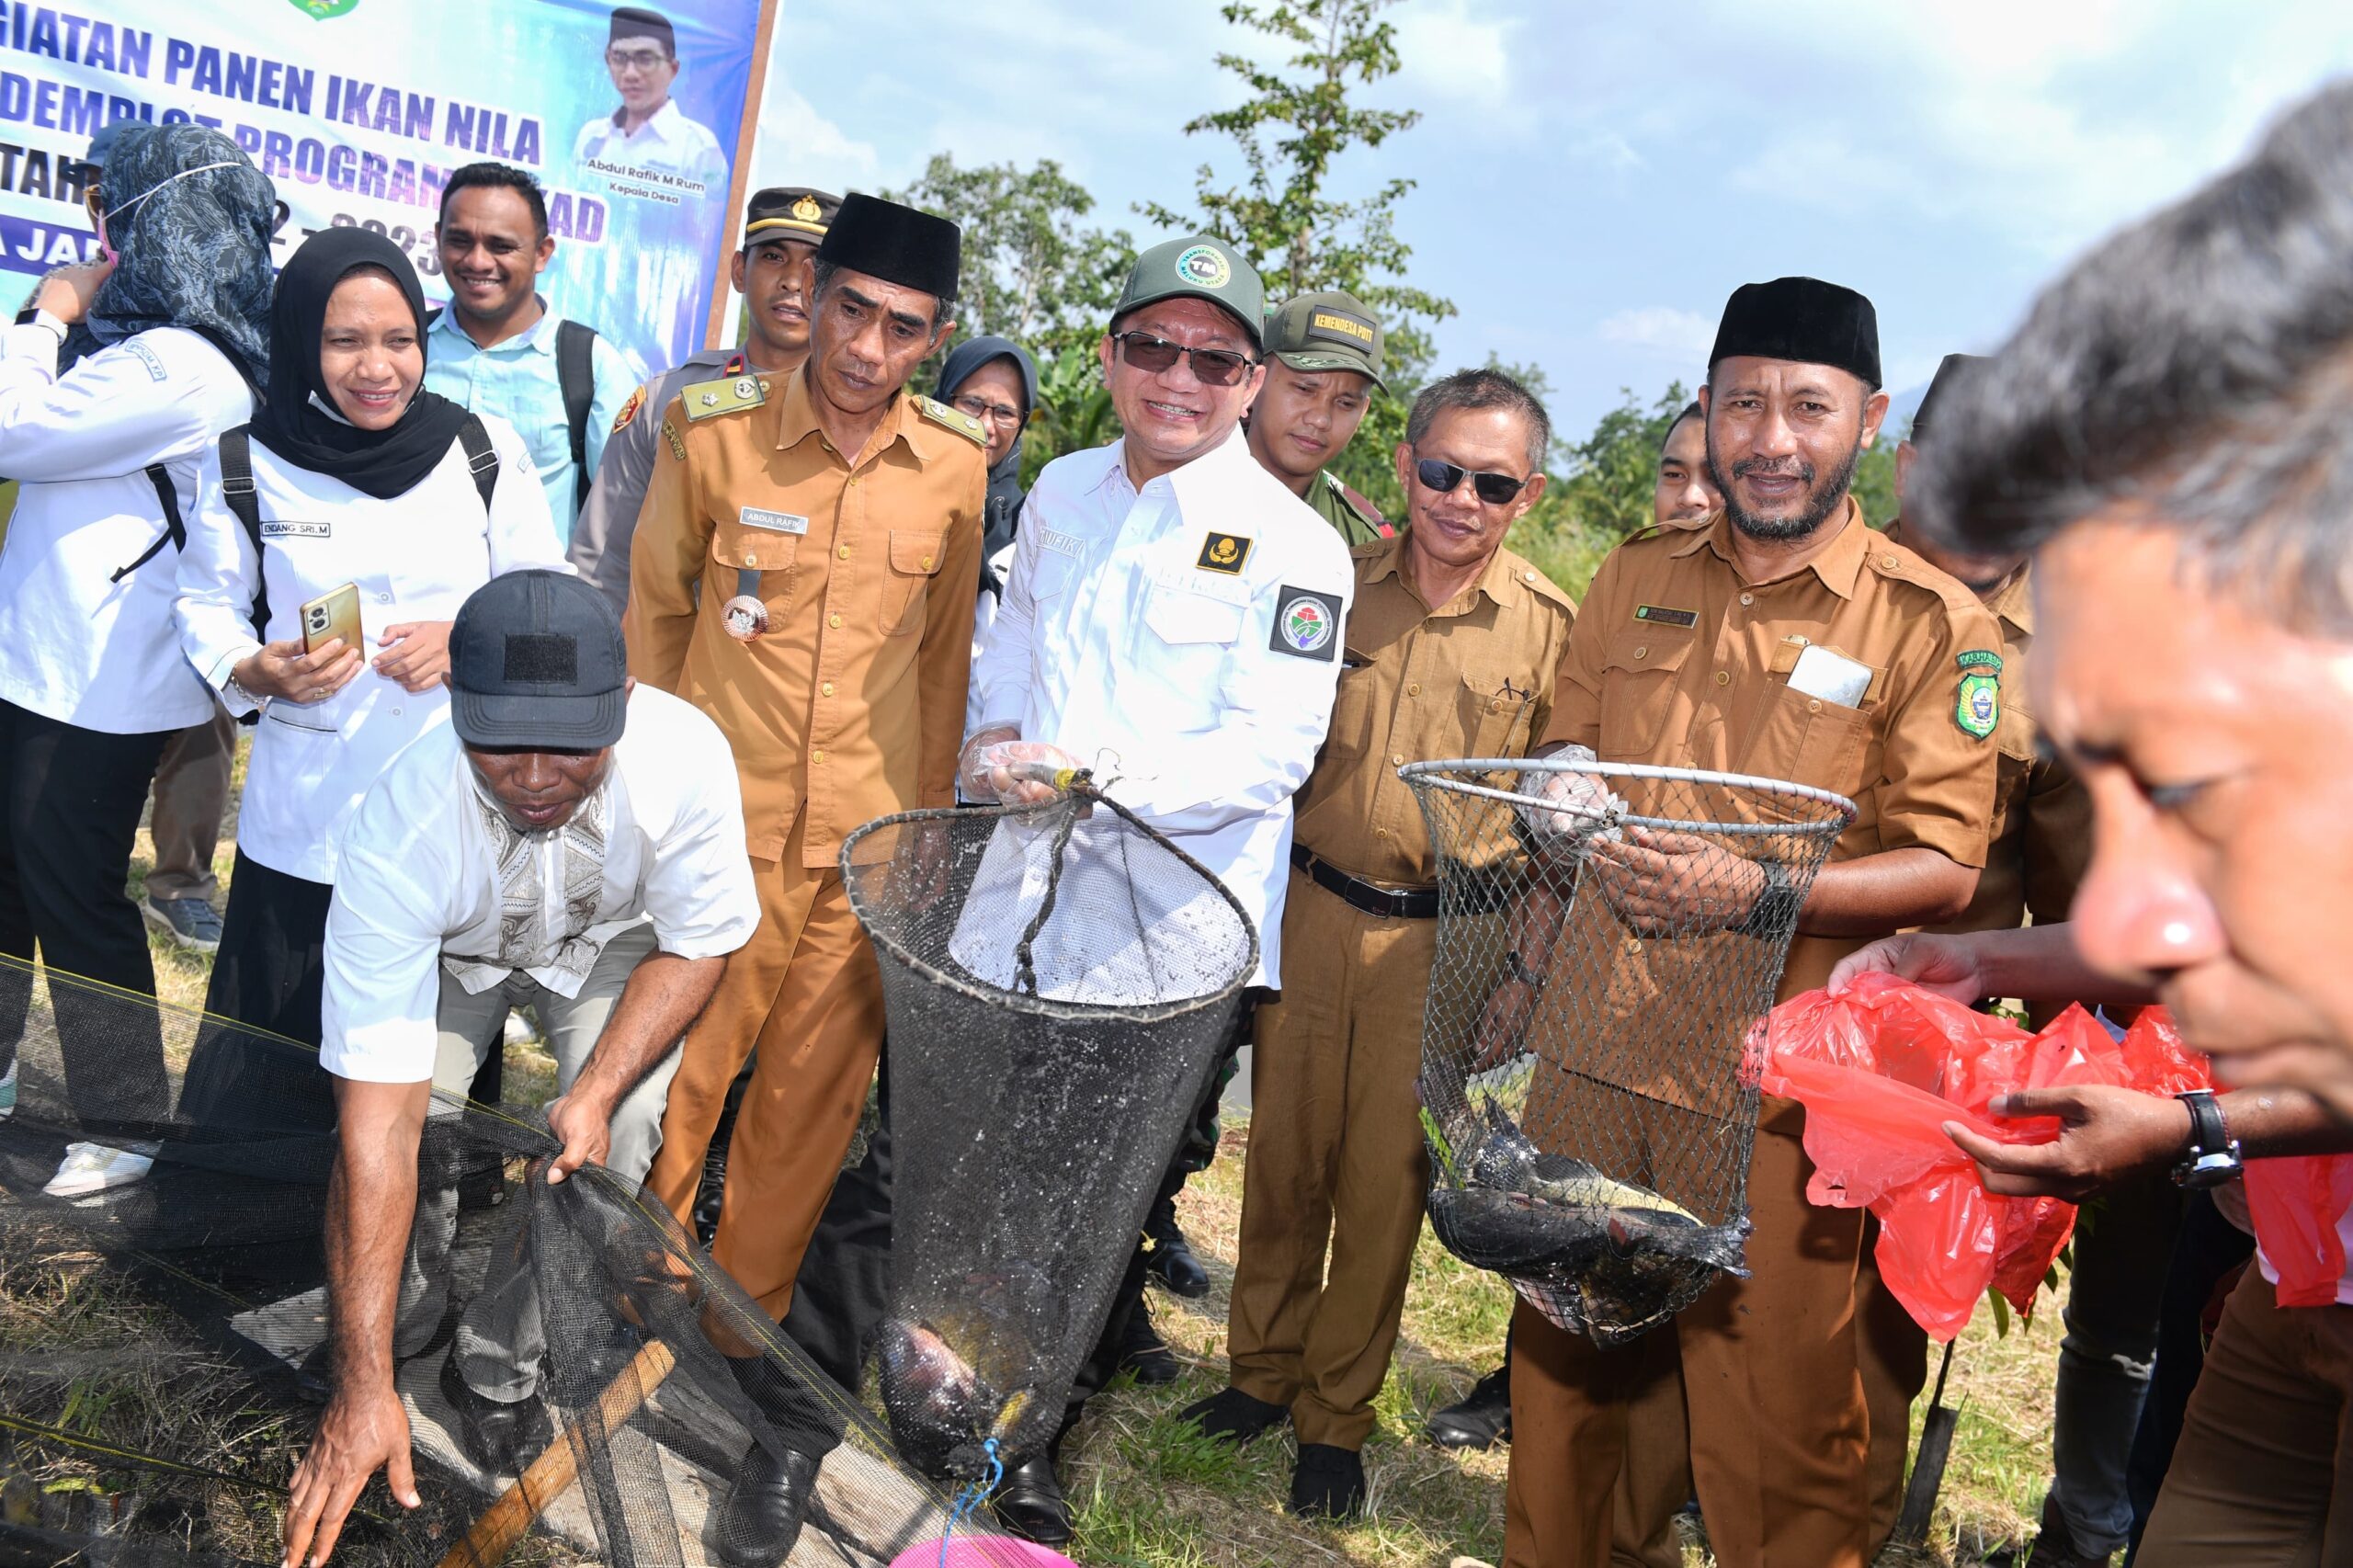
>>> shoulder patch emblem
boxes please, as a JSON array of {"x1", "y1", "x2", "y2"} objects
[
  {"x1": 660, "y1": 418, "x2": 686, "y2": 462},
  {"x1": 1955, "y1": 649, "x2": 2002, "y2": 739},
  {"x1": 682, "y1": 374, "x2": 764, "y2": 421},
  {"x1": 915, "y1": 395, "x2": 989, "y2": 445},
  {"x1": 1633, "y1": 604, "x2": 1698, "y2": 628},
  {"x1": 1197, "y1": 532, "x2": 1253, "y2": 575},
  {"x1": 1271, "y1": 585, "x2": 1342, "y2": 661},
  {"x1": 611, "y1": 383, "x2": 648, "y2": 434},
  {"x1": 126, "y1": 338, "x2": 168, "y2": 382}
]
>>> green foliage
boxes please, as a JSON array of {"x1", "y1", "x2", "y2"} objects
[
  {"x1": 882, "y1": 153, "x2": 1132, "y2": 351},
  {"x1": 1855, "y1": 439, "x2": 1900, "y2": 528}
]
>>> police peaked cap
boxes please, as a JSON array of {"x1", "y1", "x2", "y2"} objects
[
  {"x1": 816, "y1": 193, "x2": 961, "y2": 302},
  {"x1": 744, "y1": 186, "x2": 840, "y2": 245},
  {"x1": 1709, "y1": 276, "x2": 1882, "y2": 390},
  {"x1": 608, "y1": 6, "x2": 676, "y2": 52},
  {"x1": 1906, "y1": 352, "x2": 1984, "y2": 443}
]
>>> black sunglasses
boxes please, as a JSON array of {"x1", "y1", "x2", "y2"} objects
[
  {"x1": 1111, "y1": 331, "x2": 1259, "y2": 388},
  {"x1": 1415, "y1": 457, "x2": 1529, "y2": 506}
]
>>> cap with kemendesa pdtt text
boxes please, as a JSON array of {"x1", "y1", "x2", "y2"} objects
[
  {"x1": 1262, "y1": 289, "x2": 1386, "y2": 392},
  {"x1": 449, "y1": 569, "x2": 629, "y2": 751},
  {"x1": 1111, "y1": 234, "x2": 1266, "y2": 350}
]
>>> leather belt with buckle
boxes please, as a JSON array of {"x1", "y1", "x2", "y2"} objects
[{"x1": 1289, "y1": 843, "x2": 1439, "y2": 920}]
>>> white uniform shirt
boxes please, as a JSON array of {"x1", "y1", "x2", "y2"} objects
[
  {"x1": 319, "y1": 685, "x2": 758, "y2": 1083},
  {"x1": 571, "y1": 99, "x2": 727, "y2": 193},
  {"x1": 968, "y1": 430, "x2": 1352, "y2": 988},
  {"x1": 175, "y1": 410, "x2": 566, "y2": 882},
  {"x1": 0, "y1": 322, "x2": 252, "y2": 733}
]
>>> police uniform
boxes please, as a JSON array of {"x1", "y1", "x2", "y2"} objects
[
  {"x1": 627, "y1": 196, "x2": 985, "y2": 1321},
  {"x1": 1224, "y1": 534, "x2": 1572, "y2": 1449},
  {"x1": 570, "y1": 187, "x2": 840, "y2": 615}
]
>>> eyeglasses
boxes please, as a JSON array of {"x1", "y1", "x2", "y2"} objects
[
  {"x1": 952, "y1": 394, "x2": 1026, "y2": 428},
  {"x1": 1110, "y1": 331, "x2": 1258, "y2": 388},
  {"x1": 606, "y1": 47, "x2": 671, "y2": 71},
  {"x1": 1415, "y1": 457, "x2": 1529, "y2": 506}
]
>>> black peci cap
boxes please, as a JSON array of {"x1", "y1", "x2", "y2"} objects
[
  {"x1": 1709, "y1": 276, "x2": 1882, "y2": 390},
  {"x1": 815, "y1": 192, "x2": 961, "y2": 302},
  {"x1": 449, "y1": 571, "x2": 628, "y2": 751},
  {"x1": 1907, "y1": 352, "x2": 1984, "y2": 444},
  {"x1": 608, "y1": 6, "x2": 676, "y2": 53}
]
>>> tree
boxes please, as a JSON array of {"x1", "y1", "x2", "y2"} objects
[
  {"x1": 883, "y1": 154, "x2": 1132, "y2": 350},
  {"x1": 1547, "y1": 383, "x2": 1692, "y2": 540}
]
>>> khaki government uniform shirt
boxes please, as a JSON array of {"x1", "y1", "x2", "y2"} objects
[
  {"x1": 625, "y1": 364, "x2": 986, "y2": 869},
  {"x1": 1883, "y1": 523, "x2": 2091, "y2": 935},
  {"x1": 1541, "y1": 497, "x2": 2004, "y2": 998},
  {"x1": 1295, "y1": 535, "x2": 1575, "y2": 886}
]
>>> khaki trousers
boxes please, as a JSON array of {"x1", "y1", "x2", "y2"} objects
[
  {"x1": 2138, "y1": 1269, "x2": 2353, "y2": 1567},
  {"x1": 1503, "y1": 1104, "x2": 1871, "y2": 1568},
  {"x1": 1859, "y1": 1219, "x2": 1931, "y2": 1548},
  {"x1": 644, "y1": 814, "x2": 884, "y2": 1320},
  {"x1": 1227, "y1": 869, "x2": 1437, "y2": 1449},
  {"x1": 145, "y1": 703, "x2": 234, "y2": 903}
]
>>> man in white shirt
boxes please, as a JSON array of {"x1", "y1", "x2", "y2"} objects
[
  {"x1": 569, "y1": 6, "x2": 726, "y2": 197},
  {"x1": 958, "y1": 233, "x2": 1353, "y2": 1542},
  {"x1": 280, "y1": 570, "x2": 757, "y2": 1568}
]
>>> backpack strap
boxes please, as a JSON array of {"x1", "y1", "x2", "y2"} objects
[
  {"x1": 456, "y1": 414, "x2": 501, "y2": 513},
  {"x1": 217, "y1": 426, "x2": 271, "y2": 638},
  {"x1": 109, "y1": 466, "x2": 186, "y2": 584},
  {"x1": 555, "y1": 319, "x2": 596, "y2": 511}
]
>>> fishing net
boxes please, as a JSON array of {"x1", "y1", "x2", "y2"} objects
[
  {"x1": 838, "y1": 784, "x2": 1256, "y2": 1481},
  {"x1": 1404, "y1": 757, "x2": 1853, "y2": 1348},
  {"x1": 0, "y1": 952, "x2": 1041, "y2": 1567}
]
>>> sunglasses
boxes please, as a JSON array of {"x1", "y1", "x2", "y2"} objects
[
  {"x1": 1110, "y1": 331, "x2": 1258, "y2": 388},
  {"x1": 1415, "y1": 457, "x2": 1529, "y2": 506}
]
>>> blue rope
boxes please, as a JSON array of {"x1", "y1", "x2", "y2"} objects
[{"x1": 938, "y1": 1437, "x2": 1004, "y2": 1566}]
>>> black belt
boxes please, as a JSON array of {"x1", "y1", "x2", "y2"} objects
[{"x1": 1290, "y1": 844, "x2": 1438, "y2": 920}]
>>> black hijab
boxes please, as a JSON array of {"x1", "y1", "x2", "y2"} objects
[{"x1": 251, "y1": 227, "x2": 470, "y2": 500}]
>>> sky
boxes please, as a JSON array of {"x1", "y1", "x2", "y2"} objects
[{"x1": 742, "y1": 0, "x2": 2353, "y2": 437}]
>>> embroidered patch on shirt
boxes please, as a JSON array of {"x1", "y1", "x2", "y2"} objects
[
  {"x1": 1633, "y1": 604, "x2": 1699, "y2": 628},
  {"x1": 258, "y1": 520, "x2": 331, "y2": 539},
  {"x1": 739, "y1": 506, "x2": 809, "y2": 534},
  {"x1": 1197, "y1": 532, "x2": 1253, "y2": 574},
  {"x1": 1270, "y1": 585, "x2": 1342, "y2": 661},
  {"x1": 661, "y1": 419, "x2": 686, "y2": 462},
  {"x1": 126, "y1": 339, "x2": 167, "y2": 382},
  {"x1": 1037, "y1": 528, "x2": 1083, "y2": 557},
  {"x1": 610, "y1": 384, "x2": 647, "y2": 434},
  {"x1": 1955, "y1": 649, "x2": 2003, "y2": 740}
]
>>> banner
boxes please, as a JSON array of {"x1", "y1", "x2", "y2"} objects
[{"x1": 0, "y1": 0, "x2": 771, "y2": 379}]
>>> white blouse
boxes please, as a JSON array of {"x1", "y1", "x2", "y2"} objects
[
  {"x1": 0, "y1": 321, "x2": 254, "y2": 733},
  {"x1": 176, "y1": 409, "x2": 566, "y2": 883}
]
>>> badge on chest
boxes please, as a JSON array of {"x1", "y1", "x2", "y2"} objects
[
  {"x1": 739, "y1": 506, "x2": 809, "y2": 535},
  {"x1": 1196, "y1": 532, "x2": 1253, "y2": 575}
]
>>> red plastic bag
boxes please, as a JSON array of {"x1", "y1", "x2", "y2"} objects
[
  {"x1": 2246, "y1": 1155, "x2": 2353, "y2": 1306},
  {"x1": 1755, "y1": 975, "x2": 2212, "y2": 1340}
]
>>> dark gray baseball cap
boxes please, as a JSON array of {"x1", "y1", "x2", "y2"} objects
[
  {"x1": 1263, "y1": 290, "x2": 1385, "y2": 391},
  {"x1": 450, "y1": 570, "x2": 628, "y2": 750},
  {"x1": 1111, "y1": 234, "x2": 1266, "y2": 348}
]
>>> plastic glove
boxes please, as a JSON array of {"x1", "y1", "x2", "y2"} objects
[
  {"x1": 957, "y1": 728, "x2": 1083, "y2": 807},
  {"x1": 1517, "y1": 745, "x2": 1623, "y2": 839}
]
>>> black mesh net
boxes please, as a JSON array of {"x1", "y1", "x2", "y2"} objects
[
  {"x1": 1405, "y1": 757, "x2": 1853, "y2": 1348},
  {"x1": 838, "y1": 789, "x2": 1256, "y2": 1481},
  {"x1": 0, "y1": 952, "x2": 1049, "y2": 1567}
]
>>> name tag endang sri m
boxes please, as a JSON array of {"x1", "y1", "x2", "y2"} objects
[{"x1": 739, "y1": 507, "x2": 809, "y2": 534}]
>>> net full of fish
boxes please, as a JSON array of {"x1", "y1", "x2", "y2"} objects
[{"x1": 1422, "y1": 1095, "x2": 1750, "y2": 1348}]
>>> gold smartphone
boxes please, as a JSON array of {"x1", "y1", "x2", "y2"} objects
[{"x1": 299, "y1": 582, "x2": 364, "y2": 654}]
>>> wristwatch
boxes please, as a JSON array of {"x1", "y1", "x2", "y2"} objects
[
  {"x1": 1730, "y1": 858, "x2": 1802, "y2": 939},
  {"x1": 2173, "y1": 1089, "x2": 2244, "y2": 1189},
  {"x1": 1503, "y1": 949, "x2": 1547, "y2": 990}
]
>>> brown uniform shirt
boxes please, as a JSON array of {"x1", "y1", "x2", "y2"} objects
[
  {"x1": 1297, "y1": 536, "x2": 1575, "y2": 886},
  {"x1": 625, "y1": 366, "x2": 986, "y2": 869},
  {"x1": 1540, "y1": 496, "x2": 2003, "y2": 996},
  {"x1": 1883, "y1": 525, "x2": 2092, "y2": 935}
]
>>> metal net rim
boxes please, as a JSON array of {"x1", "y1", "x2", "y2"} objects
[
  {"x1": 1399, "y1": 757, "x2": 1858, "y2": 839},
  {"x1": 837, "y1": 792, "x2": 1262, "y2": 1024}
]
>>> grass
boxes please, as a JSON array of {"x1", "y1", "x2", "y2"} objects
[{"x1": 11, "y1": 733, "x2": 2066, "y2": 1565}]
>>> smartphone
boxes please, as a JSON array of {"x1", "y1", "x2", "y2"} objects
[{"x1": 299, "y1": 582, "x2": 364, "y2": 655}]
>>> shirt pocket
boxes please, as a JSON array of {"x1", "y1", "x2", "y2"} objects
[
  {"x1": 1739, "y1": 678, "x2": 1877, "y2": 802},
  {"x1": 1459, "y1": 671, "x2": 1536, "y2": 759},
  {"x1": 1597, "y1": 628, "x2": 1695, "y2": 760},
  {"x1": 709, "y1": 522, "x2": 799, "y2": 617},
  {"x1": 1324, "y1": 658, "x2": 1379, "y2": 760},
  {"x1": 1142, "y1": 581, "x2": 1245, "y2": 648},
  {"x1": 881, "y1": 528, "x2": 947, "y2": 636}
]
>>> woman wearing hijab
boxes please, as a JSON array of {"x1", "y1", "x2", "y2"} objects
[
  {"x1": 935, "y1": 335, "x2": 1039, "y2": 649},
  {"x1": 0, "y1": 124, "x2": 273, "y2": 1198},
  {"x1": 176, "y1": 227, "x2": 564, "y2": 1073}
]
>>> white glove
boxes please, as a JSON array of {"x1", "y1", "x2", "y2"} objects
[
  {"x1": 957, "y1": 729, "x2": 1083, "y2": 807},
  {"x1": 1518, "y1": 746, "x2": 1623, "y2": 839}
]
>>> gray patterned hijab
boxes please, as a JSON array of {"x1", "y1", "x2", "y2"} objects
[{"x1": 63, "y1": 123, "x2": 274, "y2": 383}]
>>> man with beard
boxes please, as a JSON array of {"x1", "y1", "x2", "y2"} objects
[
  {"x1": 571, "y1": 187, "x2": 840, "y2": 614},
  {"x1": 1496, "y1": 276, "x2": 2002, "y2": 1568}
]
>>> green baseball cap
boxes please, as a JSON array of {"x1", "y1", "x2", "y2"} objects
[
  {"x1": 1111, "y1": 234, "x2": 1266, "y2": 349},
  {"x1": 1263, "y1": 290, "x2": 1386, "y2": 392}
]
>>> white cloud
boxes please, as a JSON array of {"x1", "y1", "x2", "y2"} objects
[
  {"x1": 1392, "y1": 0, "x2": 1514, "y2": 101},
  {"x1": 747, "y1": 83, "x2": 880, "y2": 196},
  {"x1": 1597, "y1": 306, "x2": 1716, "y2": 361}
]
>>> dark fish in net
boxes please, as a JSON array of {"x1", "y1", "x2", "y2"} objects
[{"x1": 877, "y1": 1267, "x2": 1051, "y2": 1476}]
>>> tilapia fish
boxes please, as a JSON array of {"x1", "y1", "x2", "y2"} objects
[{"x1": 878, "y1": 1272, "x2": 1047, "y2": 1477}]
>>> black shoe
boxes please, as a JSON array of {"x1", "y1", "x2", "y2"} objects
[
  {"x1": 2023, "y1": 1494, "x2": 2112, "y2": 1568},
  {"x1": 712, "y1": 1440, "x2": 821, "y2": 1568},
  {"x1": 989, "y1": 1454, "x2": 1073, "y2": 1547},
  {"x1": 1176, "y1": 1385, "x2": 1290, "y2": 1446},
  {"x1": 1115, "y1": 1304, "x2": 1181, "y2": 1385},
  {"x1": 1289, "y1": 1443, "x2": 1366, "y2": 1520},
  {"x1": 1142, "y1": 1199, "x2": 1210, "y2": 1299},
  {"x1": 438, "y1": 1353, "x2": 551, "y2": 1475},
  {"x1": 1425, "y1": 1364, "x2": 1511, "y2": 1449}
]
